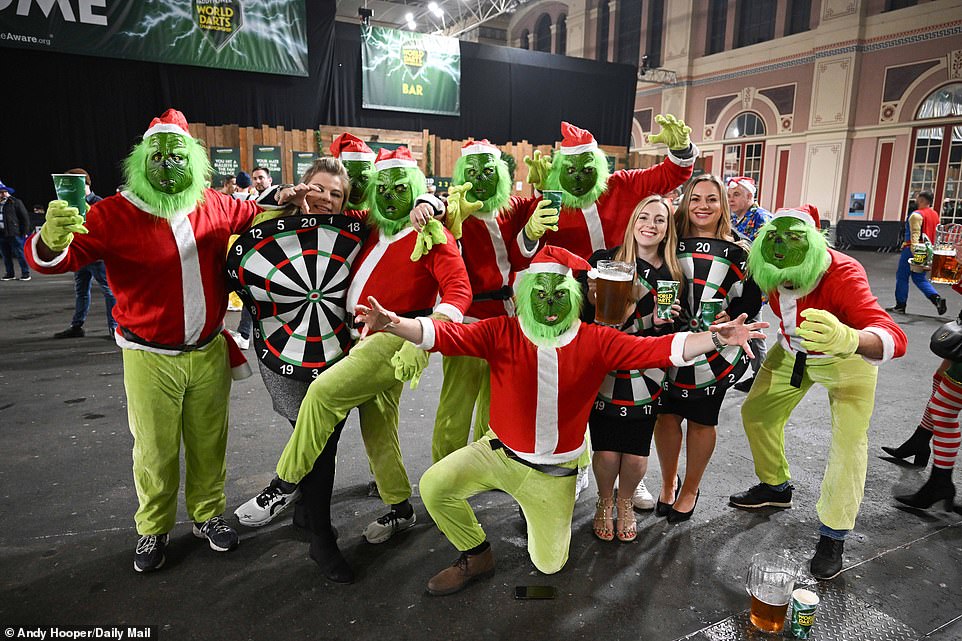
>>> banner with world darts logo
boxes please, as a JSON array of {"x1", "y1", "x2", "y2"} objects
[
  {"x1": 0, "y1": 0, "x2": 308, "y2": 77},
  {"x1": 361, "y1": 25, "x2": 461, "y2": 116}
]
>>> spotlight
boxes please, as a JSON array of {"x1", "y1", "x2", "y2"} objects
[{"x1": 358, "y1": 6, "x2": 373, "y2": 25}]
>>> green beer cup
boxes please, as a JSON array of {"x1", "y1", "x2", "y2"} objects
[
  {"x1": 656, "y1": 280, "x2": 680, "y2": 320},
  {"x1": 541, "y1": 190, "x2": 564, "y2": 212},
  {"x1": 700, "y1": 298, "x2": 724, "y2": 331},
  {"x1": 52, "y1": 174, "x2": 88, "y2": 220},
  {"x1": 790, "y1": 588, "x2": 819, "y2": 638}
]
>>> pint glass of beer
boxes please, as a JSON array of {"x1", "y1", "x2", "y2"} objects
[
  {"x1": 932, "y1": 224, "x2": 962, "y2": 284},
  {"x1": 746, "y1": 552, "x2": 798, "y2": 634},
  {"x1": 594, "y1": 260, "x2": 635, "y2": 327}
]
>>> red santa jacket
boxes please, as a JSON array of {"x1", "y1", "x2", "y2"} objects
[
  {"x1": 458, "y1": 205, "x2": 530, "y2": 321},
  {"x1": 769, "y1": 249, "x2": 907, "y2": 364},
  {"x1": 515, "y1": 151, "x2": 695, "y2": 261},
  {"x1": 416, "y1": 316, "x2": 692, "y2": 463},
  {"x1": 346, "y1": 225, "x2": 472, "y2": 331},
  {"x1": 27, "y1": 189, "x2": 258, "y2": 351}
]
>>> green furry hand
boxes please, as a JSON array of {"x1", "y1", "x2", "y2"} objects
[
  {"x1": 524, "y1": 197, "x2": 559, "y2": 241},
  {"x1": 391, "y1": 342, "x2": 430, "y2": 389},
  {"x1": 410, "y1": 218, "x2": 448, "y2": 261},
  {"x1": 40, "y1": 200, "x2": 88, "y2": 252},
  {"x1": 523, "y1": 150, "x2": 552, "y2": 192},
  {"x1": 797, "y1": 308, "x2": 859, "y2": 357},
  {"x1": 445, "y1": 183, "x2": 483, "y2": 240},
  {"x1": 648, "y1": 114, "x2": 692, "y2": 151}
]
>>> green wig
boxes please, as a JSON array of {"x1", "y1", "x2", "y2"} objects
[
  {"x1": 122, "y1": 135, "x2": 210, "y2": 219},
  {"x1": 514, "y1": 271, "x2": 583, "y2": 346},
  {"x1": 452, "y1": 153, "x2": 512, "y2": 214},
  {"x1": 747, "y1": 221, "x2": 831, "y2": 295},
  {"x1": 544, "y1": 149, "x2": 610, "y2": 209},
  {"x1": 369, "y1": 165, "x2": 427, "y2": 237}
]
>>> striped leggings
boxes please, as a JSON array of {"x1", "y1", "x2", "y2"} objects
[{"x1": 923, "y1": 371, "x2": 962, "y2": 469}]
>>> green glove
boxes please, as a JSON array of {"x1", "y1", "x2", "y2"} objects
[
  {"x1": 410, "y1": 218, "x2": 448, "y2": 261},
  {"x1": 523, "y1": 197, "x2": 559, "y2": 241},
  {"x1": 445, "y1": 182, "x2": 483, "y2": 240},
  {"x1": 40, "y1": 199, "x2": 88, "y2": 252},
  {"x1": 523, "y1": 150, "x2": 552, "y2": 192},
  {"x1": 391, "y1": 341, "x2": 430, "y2": 389},
  {"x1": 648, "y1": 114, "x2": 692, "y2": 151},
  {"x1": 797, "y1": 308, "x2": 859, "y2": 357}
]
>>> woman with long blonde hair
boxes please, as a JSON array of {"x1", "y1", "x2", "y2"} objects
[
  {"x1": 654, "y1": 174, "x2": 761, "y2": 523},
  {"x1": 582, "y1": 195, "x2": 684, "y2": 542}
]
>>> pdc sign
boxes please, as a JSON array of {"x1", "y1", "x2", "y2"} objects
[{"x1": 857, "y1": 225, "x2": 881, "y2": 240}]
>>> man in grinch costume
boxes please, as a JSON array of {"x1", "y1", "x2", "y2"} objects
[
  {"x1": 520, "y1": 115, "x2": 696, "y2": 260},
  {"x1": 333, "y1": 132, "x2": 377, "y2": 213},
  {"x1": 729, "y1": 205, "x2": 907, "y2": 580},
  {"x1": 27, "y1": 109, "x2": 260, "y2": 573},
  {"x1": 355, "y1": 245, "x2": 766, "y2": 595},
  {"x1": 426, "y1": 139, "x2": 537, "y2": 462},
  {"x1": 238, "y1": 147, "x2": 472, "y2": 578}
]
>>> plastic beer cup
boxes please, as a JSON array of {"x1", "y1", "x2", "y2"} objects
[
  {"x1": 790, "y1": 588, "x2": 819, "y2": 638},
  {"x1": 656, "y1": 280, "x2": 679, "y2": 320},
  {"x1": 51, "y1": 174, "x2": 88, "y2": 220},
  {"x1": 700, "y1": 298, "x2": 724, "y2": 331},
  {"x1": 594, "y1": 260, "x2": 635, "y2": 327},
  {"x1": 746, "y1": 552, "x2": 798, "y2": 634}
]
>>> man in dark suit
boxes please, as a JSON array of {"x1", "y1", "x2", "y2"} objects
[{"x1": 0, "y1": 180, "x2": 32, "y2": 281}]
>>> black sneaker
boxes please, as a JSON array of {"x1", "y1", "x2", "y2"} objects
[
  {"x1": 0, "y1": 275, "x2": 14, "y2": 281},
  {"x1": 885, "y1": 304, "x2": 906, "y2": 314},
  {"x1": 19, "y1": 275, "x2": 31, "y2": 281},
  {"x1": 133, "y1": 533, "x2": 169, "y2": 573},
  {"x1": 729, "y1": 483, "x2": 793, "y2": 509},
  {"x1": 54, "y1": 325, "x2": 85, "y2": 339},
  {"x1": 934, "y1": 296, "x2": 948, "y2": 316},
  {"x1": 810, "y1": 535, "x2": 844, "y2": 580},
  {"x1": 193, "y1": 515, "x2": 239, "y2": 552}
]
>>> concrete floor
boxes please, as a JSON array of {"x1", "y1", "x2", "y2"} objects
[{"x1": 1, "y1": 249, "x2": 960, "y2": 641}]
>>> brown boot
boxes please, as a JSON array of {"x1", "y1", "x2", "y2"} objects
[{"x1": 426, "y1": 547, "x2": 495, "y2": 596}]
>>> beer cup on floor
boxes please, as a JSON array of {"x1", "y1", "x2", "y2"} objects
[
  {"x1": 594, "y1": 260, "x2": 635, "y2": 327},
  {"x1": 746, "y1": 552, "x2": 798, "y2": 634}
]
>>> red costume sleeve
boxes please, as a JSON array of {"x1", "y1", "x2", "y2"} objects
[{"x1": 422, "y1": 226, "x2": 473, "y2": 320}]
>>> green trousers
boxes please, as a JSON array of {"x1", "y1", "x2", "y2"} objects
[
  {"x1": 431, "y1": 355, "x2": 491, "y2": 463},
  {"x1": 122, "y1": 337, "x2": 231, "y2": 535},
  {"x1": 420, "y1": 433, "x2": 578, "y2": 574},
  {"x1": 277, "y1": 332, "x2": 412, "y2": 504},
  {"x1": 741, "y1": 343, "x2": 878, "y2": 531}
]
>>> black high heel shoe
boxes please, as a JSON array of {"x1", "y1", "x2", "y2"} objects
[
  {"x1": 656, "y1": 476, "x2": 681, "y2": 517},
  {"x1": 895, "y1": 468, "x2": 956, "y2": 511},
  {"x1": 882, "y1": 425, "x2": 932, "y2": 467},
  {"x1": 667, "y1": 490, "x2": 699, "y2": 524}
]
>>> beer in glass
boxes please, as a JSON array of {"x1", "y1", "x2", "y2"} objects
[
  {"x1": 746, "y1": 552, "x2": 798, "y2": 633},
  {"x1": 594, "y1": 260, "x2": 635, "y2": 327},
  {"x1": 931, "y1": 249, "x2": 960, "y2": 284}
]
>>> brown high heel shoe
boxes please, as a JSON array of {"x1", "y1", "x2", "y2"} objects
[
  {"x1": 593, "y1": 496, "x2": 615, "y2": 541},
  {"x1": 616, "y1": 496, "x2": 637, "y2": 542}
]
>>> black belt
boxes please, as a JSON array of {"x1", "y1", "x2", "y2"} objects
[
  {"x1": 119, "y1": 325, "x2": 223, "y2": 353},
  {"x1": 473, "y1": 286, "x2": 513, "y2": 302},
  {"x1": 489, "y1": 439, "x2": 579, "y2": 477}
]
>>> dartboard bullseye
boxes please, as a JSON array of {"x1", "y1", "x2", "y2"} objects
[
  {"x1": 227, "y1": 214, "x2": 367, "y2": 382},
  {"x1": 666, "y1": 237, "x2": 751, "y2": 398}
]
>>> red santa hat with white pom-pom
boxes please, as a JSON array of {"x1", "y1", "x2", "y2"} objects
[
  {"x1": 374, "y1": 146, "x2": 418, "y2": 171},
  {"x1": 461, "y1": 139, "x2": 500, "y2": 157},
  {"x1": 773, "y1": 204, "x2": 820, "y2": 229},
  {"x1": 527, "y1": 245, "x2": 598, "y2": 278},
  {"x1": 330, "y1": 132, "x2": 376, "y2": 162},
  {"x1": 143, "y1": 108, "x2": 192, "y2": 140},
  {"x1": 559, "y1": 122, "x2": 598, "y2": 155}
]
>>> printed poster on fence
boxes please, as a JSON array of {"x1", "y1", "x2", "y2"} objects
[
  {"x1": 210, "y1": 147, "x2": 240, "y2": 182},
  {"x1": 252, "y1": 146, "x2": 282, "y2": 184},
  {"x1": 292, "y1": 151, "x2": 318, "y2": 182},
  {"x1": 0, "y1": 0, "x2": 308, "y2": 77},
  {"x1": 361, "y1": 25, "x2": 460, "y2": 116}
]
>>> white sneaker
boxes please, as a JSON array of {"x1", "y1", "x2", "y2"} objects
[
  {"x1": 226, "y1": 329, "x2": 250, "y2": 350},
  {"x1": 363, "y1": 508, "x2": 416, "y2": 544},
  {"x1": 234, "y1": 479, "x2": 300, "y2": 527},
  {"x1": 631, "y1": 480, "x2": 656, "y2": 511},
  {"x1": 574, "y1": 466, "x2": 591, "y2": 500}
]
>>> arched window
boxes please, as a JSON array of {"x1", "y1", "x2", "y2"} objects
[
  {"x1": 908, "y1": 83, "x2": 962, "y2": 222},
  {"x1": 520, "y1": 29, "x2": 529, "y2": 50},
  {"x1": 723, "y1": 112, "x2": 767, "y2": 190},
  {"x1": 556, "y1": 14, "x2": 567, "y2": 55},
  {"x1": 534, "y1": 14, "x2": 552, "y2": 52}
]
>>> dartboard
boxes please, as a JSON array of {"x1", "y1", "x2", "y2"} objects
[
  {"x1": 227, "y1": 214, "x2": 367, "y2": 382},
  {"x1": 665, "y1": 237, "x2": 751, "y2": 399}
]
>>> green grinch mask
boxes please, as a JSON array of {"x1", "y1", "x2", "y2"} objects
[
  {"x1": 747, "y1": 217, "x2": 830, "y2": 294},
  {"x1": 545, "y1": 150, "x2": 610, "y2": 209},
  {"x1": 123, "y1": 132, "x2": 210, "y2": 220},
  {"x1": 370, "y1": 166, "x2": 427, "y2": 236},
  {"x1": 343, "y1": 159, "x2": 375, "y2": 210},
  {"x1": 452, "y1": 153, "x2": 511, "y2": 214},
  {"x1": 514, "y1": 271, "x2": 583, "y2": 344}
]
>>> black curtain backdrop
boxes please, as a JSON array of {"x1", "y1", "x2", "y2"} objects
[{"x1": 3, "y1": 3, "x2": 636, "y2": 208}]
